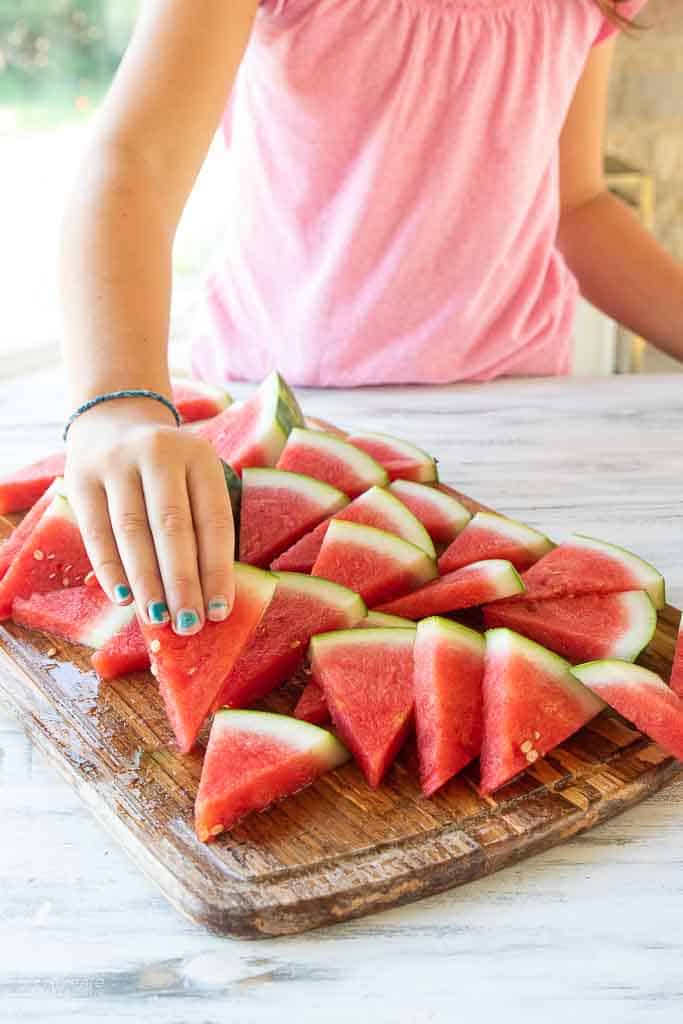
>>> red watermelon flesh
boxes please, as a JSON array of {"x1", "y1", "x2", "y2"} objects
[
  {"x1": 0, "y1": 452, "x2": 66, "y2": 514},
  {"x1": 438, "y1": 512, "x2": 552, "y2": 575},
  {"x1": 293, "y1": 679, "x2": 330, "y2": 727},
  {"x1": 212, "y1": 574, "x2": 365, "y2": 711},
  {"x1": 141, "y1": 564, "x2": 277, "y2": 753},
  {"x1": 276, "y1": 428, "x2": 388, "y2": 497},
  {"x1": 413, "y1": 617, "x2": 486, "y2": 796},
  {"x1": 197, "y1": 371, "x2": 303, "y2": 473},
  {"x1": 0, "y1": 494, "x2": 90, "y2": 619},
  {"x1": 310, "y1": 627, "x2": 416, "y2": 787},
  {"x1": 510, "y1": 534, "x2": 665, "y2": 609},
  {"x1": 345, "y1": 430, "x2": 438, "y2": 483},
  {"x1": 670, "y1": 621, "x2": 683, "y2": 698},
  {"x1": 239, "y1": 468, "x2": 347, "y2": 568},
  {"x1": 195, "y1": 710, "x2": 349, "y2": 841},
  {"x1": 271, "y1": 484, "x2": 434, "y2": 573},
  {"x1": 12, "y1": 585, "x2": 135, "y2": 648},
  {"x1": 479, "y1": 629, "x2": 604, "y2": 794},
  {"x1": 171, "y1": 378, "x2": 231, "y2": 423},
  {"x1": 91, "y1": 618, "x2": 150, "y2": 680},
  {"x1": 374, "y1": 559, "x2": 523, "y2": 619},
  {"x1": 388, "y1": 480, "x2": 472, "y2": 545},
  {"x1": 312, "y1": 520, "x2": 437, "y2": 607},
  {"x1": 483, "y1": 591, "x2": 656, "y2": 664},
  {"x1": 0, "y1": 483, "x2": 57, "y2": 581},
  {"x1": 572, "y1": 660, "x2": 683, "y2": 761}
]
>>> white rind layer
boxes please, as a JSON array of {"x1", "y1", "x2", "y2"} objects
[
  {"x1": 212, "y1": 709, "x2": 350, "y2": 767},
  {"x1": 311, "y1": 626, "x2": 417, "y2": 657},
  {"x1": 363, "y1": 610, "x2": 414, "y2": 628},
  {"x1": 417, "y1": 616, "x2": 485, "y2": 655},
  {"x1": 457, "y1": 558, "x2": 525, "y2": 595},
  {"x1": 610, "y1": 591, "x2": 657, "y2": 661},
  {"x1": 572, "y1": 659, "x2": 667, "y2": 691},
  {"x1": 82, "y1": 603, "x2": 137, "y2": 649}
]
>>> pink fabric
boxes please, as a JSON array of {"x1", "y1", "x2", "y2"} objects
[{"x1": 192, "y1": 0, "x2": 648, "y2": 387}]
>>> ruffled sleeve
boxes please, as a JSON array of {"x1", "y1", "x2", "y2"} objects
[{"x1": 593, "y1": 0, "x2": 648, "y2": 46}]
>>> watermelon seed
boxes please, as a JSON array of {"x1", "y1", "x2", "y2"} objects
[
  {"x1": 64, "y1": 564, "x2": 72, "y2": 573},
  {"x1": 46, "y1": 647, "x2": 57, "y2": 658},
  {"x1": 47, "y1": 553, "x2": 55, "y2": 560},
  {"x1": 188, "y1": 667, "x2": 197, "y2": 676},
  {"x1": 520, "y1": 740, "x2": 533, "y2": 753},
  {"x1": 210, "y1": 825, "x2": 224, "y2": 837},
  {"x1": 526, "y1": 750, "x2": 539, "y2": 763},
  {"x1": 150, "y1": 661, "x2": 158, "y2": 678},
  {"x1": 33, "y1": 549, "x2": 44, "y2": 561},
  {"x1": 290, "y1": 640, "x2": 301, "y2": 649},
  {"x1": 533, "y1": 730, "x2": 541, "y2": 740},
  {"x1": 62, "y1": 577, "x2": 70, "y2": 587},
  {"x1": 84, "y1": 570, "x2": 95, "y2": 584},
  {"x1": 150, "y1": 639, "x2": 161, "y2": 654},
  {"x1": 48, "y1": 572, "x2": 57, "y2": 580}
]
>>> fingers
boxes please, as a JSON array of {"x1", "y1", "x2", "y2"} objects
[
  {"x1": 67, "y1": 476, "x2": 133, "y2": 606},
  {"x1": 187, "y1": 448, "x2": 235, "y2": 622}
]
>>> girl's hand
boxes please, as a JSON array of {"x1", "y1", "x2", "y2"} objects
[{"x1": 65, "y1": 398, "x2": 235, "y2": 635}]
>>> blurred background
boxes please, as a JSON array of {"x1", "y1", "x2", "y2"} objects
[{"x1": 0, "y1": 0, "x2": 681, "y2": 377}]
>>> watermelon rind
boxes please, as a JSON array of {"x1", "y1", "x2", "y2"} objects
[
  {"x1": 242, "y1": 466, "x2": 349, "y2": 513},
  {"x1": 363, "y1": 610, "x2": 415, "y2": 629},
  {"x1": 350, "y1": 486, "x2": 436, "y2": 558},
  {"x1": 280, "y1": 428, "x2": 389, "y2": 489},
  {"x1": 232, "y1": 561, "x2": 280, "y2": 602},
  {"x1": 594, "y1": 591, "x2": 656, "y2": 661},
  {"x1": 311, "y1": 626, "x2": 417, "y2": 656},
  {"x1": 269, "y1": 372, "x2": 305, "y2": 445},
  {"x1": 211, "y1": 709, "x2": 350, "y2": 768},
  {"x1": 271, "y1": 571, "x2": 367, "y2": 619},
  {"x1": 388, "y1": 479, "x2": 472, "y2": 540},
  {"x1": 571, "y1": 659, "x2": 665, "y2": 690},
  {"x1": 346, "y1": 430, "x2": 438, "y2": 483},
  {"x1": 81, "y1": 602, "x2": 137, "y2": 648},
  {"x1": 319, "y1": 519, "x2": 438, "y2": 582},
  {"x1": 419, "y1": 615, "x2": 485, "y2": 654},
  {"x1": 567, "y1": 534, "x2": 665, "y2": 610}
]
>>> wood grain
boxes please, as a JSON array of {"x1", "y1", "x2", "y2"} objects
[{"x1": 0, "y1": 494, "x2": 680, "y2": 939}]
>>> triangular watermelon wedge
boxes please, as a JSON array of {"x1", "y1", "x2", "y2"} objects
[
  {"x1": 0, "y1": 493, "x2": 91, "y2": 619},
  {"x1": 670, "y1": 621, "x2": 683, "y2": 698},
  {"x1": 171, "y1": 376, "x2": 231, "y2": 423},
  {"x1": 414, "y1": 617, "x2": 486, "y2": 796},
  {"x1": 141, "y1": 564, "x2": 277, "y2": 753},
  {"x1": 12, "y1": 585, "x2": 135, "y2": 648},
  {"x1": 374, "y1": 559, "x2": 523, "y2": 619},
  {"x1": 479, "y1": 629, "x2": 605, "y2": 794},
  {"x1": 388, "y1": 479, "x2": 472, "y2": 545},
  {"x1": 572, "y1": 660, "x2": 683, "y2": 760},
  {"x1": 483, "y1": 591, "x2": 656, "y2": 664},
  {"x1": 239, "y1": 468, "x2": 347, "y2": 567},
  {"x1": 310, "y1": 627, "x2": 416, "y2": 787},
  {"x1": 276, "y1": 428, "x2": 388, "y2": 497},
  {"x1": 212, "y1": 573, "x2": 366, "y2": 710},
  {"x1": 197, "y1": 371, "x2": 304, "y2": 473},
  {"x1": 0, "y1": 479, "x2": 59, "y2": 581},
  {"x1": 195, "y1": 710, "x2": 349, "y2": 841},
  {"x1": 438, "y1": 512, "x2": 552, "y2": 574},
  {"x1": 345, "y1": 430, "x2": 438, "y2": 483},
  {"x1": 91, "y1": 618, "x2": 150, "y2": 680},
  {"x1": 0, "y1": 451, "x2": 66, "y2": 514},
  {"x1": 510, "y1": 534, "x2": 665, "y2": 609},
  {"x1": 312, "y1": 520, "x2": 437, "y2": 606},
  {"x1": 271, "y1": 484, "x2": 435, "y2": 573}
]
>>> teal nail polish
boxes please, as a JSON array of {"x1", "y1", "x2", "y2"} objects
[
  {"x1": 176, "y1": 608, "x2": 200, "y2": 634},
  {"x1": 207, "y1": 597, "x2": 229, "y2": 622},
  {"x1": 114, "y1": 584, "x2": 131, "y2": 603},
  {"x1": 148, "y1": 600, "x2": 169, "y2": 624}
]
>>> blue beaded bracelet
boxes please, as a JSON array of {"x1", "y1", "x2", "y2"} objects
[{"x1": 63, "y1": 389, "x2": 181, "y2": 442}]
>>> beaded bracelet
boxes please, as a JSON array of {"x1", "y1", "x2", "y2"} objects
[{"x1": 63, "y1": 389, "x2": 181, "y2": 443}]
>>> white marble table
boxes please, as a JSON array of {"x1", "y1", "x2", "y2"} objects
[{"x1": 1, "y1": 368, "x2": 682, "y2": 1024}]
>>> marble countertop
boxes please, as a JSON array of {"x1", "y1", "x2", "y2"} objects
[{"x1": 1, "y1": 367, "x2": 682, "y2": 1024}]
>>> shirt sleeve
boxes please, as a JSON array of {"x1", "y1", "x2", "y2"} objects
[{"x1": 593, "y1": 0, "x2": 648, "y2": 46}]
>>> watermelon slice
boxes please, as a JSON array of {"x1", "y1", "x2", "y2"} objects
[
  {"x1": 303, "y1": 415, "x2": 347, "y2": 438},
  {"x1": 212, "y1": 573, "x2": 366, "y2": 710},
  {"x1": 276, "y1": 428, "x2": 388, "y2": 497},
  {"x1": 479, "y1": 629, "x2": 605, "y2": 794},
  {"x1": 312, "y1": 520, "x2": 437, "y2": 607},
  {"x1": 309, "y1": 627, "x2": 416, "y2": 787},
  {"x1": 509, "y1": 534, "x2": 665, "y2": 610},
  {"x1": 0, "y1": 493, "x2": 90, "y2": 619},
  {"x1": 0, "y1": 480, "x2": 59, "y2": 581},
  {"x1": 438, "y1": 512, "x2": 552, "y2": 575},
  {"x1": 141, "y1": 564, "x2": 277, "y2": 753},
  {"x1": 388, "y1": 479, "x2": 472, "y2": 545},
  {"x1": 483, "y1": 590, "x2": 656, "y2": 664},
  {"x1": 572, "y1": 660, "x2": 683, "y2": 761},
  {"x1": 171, "y1": 377, "x2": 231, "y2": 423},
  {"x1": 345, "y1": 430, "x2": 438, "y2": 483},
  {"x1": 413, "y1": 617, "x2": 485, "y2": 796},
  {"x1": 91, "y1": 617, "x2": 150, "y2": 680},
  {"x1": 195, "y1": 710, "x2": 349, "y2": 841},
  {"x1": 197, "y1": 371, "x2": 303, "y2": 473},
  {"x1": 12, "y1": 585, "x2": 135, "y2": 648},
  {"x1": 374, "y1": 559, "x2": 524, "y2": 619},
  {"x1": 361, "y1": 610, "x2": 415, "y2": 629},
  {"x1": 0, "y1": 451, "x2": 66, "y2": 514},
  {"x1": 271, "y1": 484, "x2": 435, "y2": 572},
  {"x1": 670, "y1": 620, "x2": 683, "y2": 698},
  {"x1": 239, "y1": 468, "x2": 347, "y2": 568}
]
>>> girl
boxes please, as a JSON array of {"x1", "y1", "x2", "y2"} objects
[{"x1": 60, "y1": 0, "x2": 682, "y2": 638}]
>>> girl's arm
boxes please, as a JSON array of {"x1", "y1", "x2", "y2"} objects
[
  {"x1": 557, "y1": 39, "x2": 683, "y2": 362},
  {"x1": 60, "y1": 0, "x2": 258, "y2": 633}
]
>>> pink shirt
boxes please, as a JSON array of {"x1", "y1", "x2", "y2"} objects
[{"x1": 192, "y1": 0, "x2": 646, "y2": 387}]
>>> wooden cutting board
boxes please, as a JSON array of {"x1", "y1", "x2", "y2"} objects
[{"x1": 0, "y1": 497, "x2": 680, "y2": 939}]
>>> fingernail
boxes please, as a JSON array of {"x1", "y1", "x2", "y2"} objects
[
  {"x1": 175, "y1": 608, "x2": 201, "y2": 635},
  {"x1": 147, "y1": 600, "x2": 170, "y2": 625},
  {"x1": 207, "y1": 596, "x2": 230, "y2": 622},
  {"x1": 114, "y1": 584, "x2": 132, "y2": 604}
]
